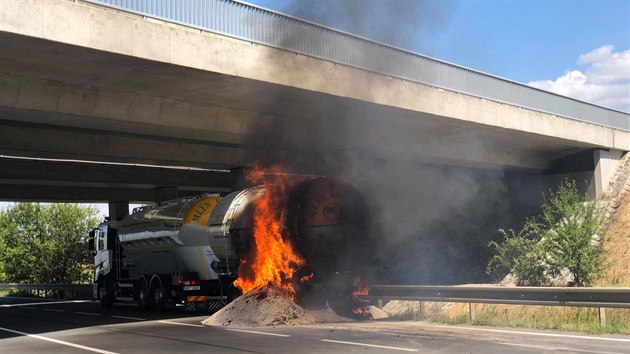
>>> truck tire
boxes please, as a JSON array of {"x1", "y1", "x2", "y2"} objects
[
  {"x1": 137, "y1": 278, "x2": 149, "y2": 311},
  {"x1": 98, "y1": 278, "x2": 114, "y2": 308},
  {"x1": 150, "y1": 277, "x2": 165, "y2": 311}
]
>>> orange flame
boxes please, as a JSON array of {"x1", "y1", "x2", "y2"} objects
[
  {"x1": 352, "y1": 276, "x2": 372, "y2": 318},
  {"x1": 233, "y1": 165, "x2": 305, "y2": 299},
  {"x1": 299, "y1": 273, "x2": 314, "y2": 283},
  {"x1": 352, "y1": 307, "x2": 371, "y2": 316},
  {"x1": 352, "y1": 276, "x2": 369, "y2": 298}
]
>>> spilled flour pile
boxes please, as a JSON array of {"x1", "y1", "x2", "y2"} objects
[{"x1": 202, "y1": 287, "x2": 315, "y2": 327}]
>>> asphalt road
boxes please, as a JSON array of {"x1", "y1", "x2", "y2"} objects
[{"x1": 1, "y1": 297, "x2": 628, "y2": 353}]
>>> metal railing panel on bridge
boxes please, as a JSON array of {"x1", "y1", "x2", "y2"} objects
[{"x1": 84, "y1": 0, "x2": 630, "y2": 131}]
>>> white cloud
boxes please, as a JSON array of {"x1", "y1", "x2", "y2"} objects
[{"x1": 528, "y1": 45, "x2": 630, "y2": 113}]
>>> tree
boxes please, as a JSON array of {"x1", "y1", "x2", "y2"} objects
[
  {"x1": 487, "y1": 179, "x2": 605, "y2": 286},
  {"x1": 536, "y1": 179, "x2": 604, "y2": 286},
  {"x1": 487, "y1": 224, "x2": 548, "y2": 286},
  {"x1": 0, "y1": 203, "x2": 100, "y2": 284}
]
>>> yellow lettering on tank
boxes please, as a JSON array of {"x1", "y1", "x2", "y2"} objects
[
  {"x1": 183, "y1": 196, "x2": 221, "y2": 226},
  {"x1": 305, "y1": 180, "x2": 344, "y2": 227}
]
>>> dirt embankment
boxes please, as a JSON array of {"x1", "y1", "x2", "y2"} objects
[{"x1": 598, "y1": 184, "x2": 630, "y2": 286}]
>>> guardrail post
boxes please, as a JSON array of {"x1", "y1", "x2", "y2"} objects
[
  {"x1": 598, "y1": 307, "x2": 606, "y2": 326},
  {"x1": 468, "y1": 303, "x2": 476, "y2": 323},
  {"x1": 417, "y1": 301, "x2": 425, "y2": 320}
]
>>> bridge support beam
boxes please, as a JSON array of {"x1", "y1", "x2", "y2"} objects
[
  {"x1": 155, "y1": 186, "x2": 178, "y2": 202},
  {"x1": 108, "y1": 201, "x2": 129, "y2": 221},
  {"x1": 229, "y1": 167, "x2": 249, "y2": 191},
  {"x1": 593, "y1": 150, "x2": 624, "y2": 198}
]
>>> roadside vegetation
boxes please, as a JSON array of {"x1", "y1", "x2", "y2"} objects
[
  {"x1": 432, "y1": 304, "x2": 630, "y2": 334},
  {"x1": 0, "y1": 203, "x2": 99, "y2": 286},
  {"x1": 422, "y1": 178, "x2": 629, "y2": 334},
  {"x1": 486, "y1": 179, "x2": 605, "y2": 286}
]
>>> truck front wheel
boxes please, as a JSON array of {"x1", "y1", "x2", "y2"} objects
[{"x1": 98, "y1": 278, "x2": 114, "y2": 308}]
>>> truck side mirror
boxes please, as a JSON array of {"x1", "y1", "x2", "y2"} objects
[{"x1": 88, "y1": 230, "x2": 96, "y2": 254}]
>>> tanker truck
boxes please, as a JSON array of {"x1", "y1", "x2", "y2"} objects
[{"x1": 89, "y1": 177, "x2": 371, "y2": 311}]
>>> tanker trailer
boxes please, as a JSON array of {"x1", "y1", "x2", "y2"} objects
[
  {"x1": 88, "y1": 194, "x2": 241, "y2": 311},
  {"x1": 286, "y1": 177, "x2": 372, "y2": 310},
  {"x1": 89, "y1": 177, "x2": 371, "y2": 311},
  {"x1": 207, "y1": 176, "x2": 371, "y2": 307}
]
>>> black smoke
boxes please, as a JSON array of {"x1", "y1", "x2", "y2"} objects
[
  {"x1": 239, "y1": 0, "x2": 514, "y2": 285},
  {"x1": 282, "y1": 0, "x2": 453, "y2": 52}
]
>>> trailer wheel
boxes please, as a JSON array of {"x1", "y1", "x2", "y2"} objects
[
  {"x1": 150, "y1": 278, "x2": 165, "y2": 311},
  {"x1": 137, "y1": 278, "x2": 149, "y2": 311},
  {"x1": 98, "y1": 278, "x2": 113, "y2": 308}
]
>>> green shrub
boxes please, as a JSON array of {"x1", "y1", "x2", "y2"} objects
[{"x1": 487, "y1": 179, "x2": 605, "y2": 286}]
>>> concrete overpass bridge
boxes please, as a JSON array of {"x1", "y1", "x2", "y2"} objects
[{"x1": 0, "y1": 0, "x2": 628, "y2": 211}]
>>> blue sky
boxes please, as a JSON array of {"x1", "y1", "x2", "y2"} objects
[{"x1": 250, "y1": 0, "x2": 630, "y2": 111}]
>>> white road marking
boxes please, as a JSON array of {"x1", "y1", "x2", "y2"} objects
[
  {"x1": 111, "y1": 315, "x2": 145, "y2": 321},
  {"x1": 74, "y1": 311, "x2": 101, "y2": 316},
  {"x1": 0, "y1": 300, "x2": 93, "y2": 308},
  {"x1": 432, "y1": 325, "x2": 630, "y2": 343},
  {"x1": 43, "y1": 309, "x2": 65, "y2": 312},
  {"x1": 499, "y1": 341, "x2": 625, "y2": 354},
  {"x1": 321, "y1": 339, "x2": 418, "y2": 352},
  {"x1": 157, "y1": 320, "x2": 204, "y2": 328},
  {"x1": 0, "y1": 326, "x2": 118, "y2": 354},
  {"x1": 225, "y1": 328, "x2": 291, "y2": 337}
]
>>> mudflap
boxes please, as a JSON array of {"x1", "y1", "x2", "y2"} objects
[{"x1": 184, "y1": 296, "x2": 226, "y2": 312}]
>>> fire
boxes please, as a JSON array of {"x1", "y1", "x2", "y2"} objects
[
  {"x1": 233, "y1": 165, "x2": 306, "y2": 299},
  {"x1": 352, "y1": 276, "x2": 372, "y2": 319},
  {"x1": 352, "y1": 307, "x2": 371, "y2": 316},
  {"x1": 299, "y1": 273, "x2": 314, "y2": 283},
  {"x1": 352, "y1": 276, "x2": 369, "y2": 298}
]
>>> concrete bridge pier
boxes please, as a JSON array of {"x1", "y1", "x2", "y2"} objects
[
  {"x1": 108, "y1": 201, "x2": 129, "y2": 221},
  {"x1": 506, "y1": 149, "x2": 626, "y2": 219},
  {"x1": 593, "y1": 149, "x2": 624, "y2": 198}
]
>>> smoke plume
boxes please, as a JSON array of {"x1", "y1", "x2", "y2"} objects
[
  {"x1": 282, "y1": 0, "x2": 453, "y2": 51},
  {"x1": 239, "y1": 0, "x2": 515, "y2": 285}
]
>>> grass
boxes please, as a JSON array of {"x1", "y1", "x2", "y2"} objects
[
  {"x1": 429, "y1": 303, "x2": 630, "y2": 334},
  {"x1": 387, "y1": 308, "x2": 418, "y2": 321},
  {"x1": 598, "y1": 195, "x2": 630, "y2": 287}
]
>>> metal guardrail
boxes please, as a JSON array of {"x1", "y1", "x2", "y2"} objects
[
  {"x1": 369, "y1": 285, "x2": 630, "y2": 308},
  {"x1": 368, "y1": 285, "x2": 630, "y2": 325},
  {"x1": 2, "y1": 283, "x2": 626, "y2": 325},
  {"x1": 85, "y1": 0, "x2": 630, "y2": 131},
  {"x1": 0, "y1": 283, "x2": 92, "y2": 299},
  {"x1": 3, "y1": 283, "x2": 627, "y2": 308}
]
